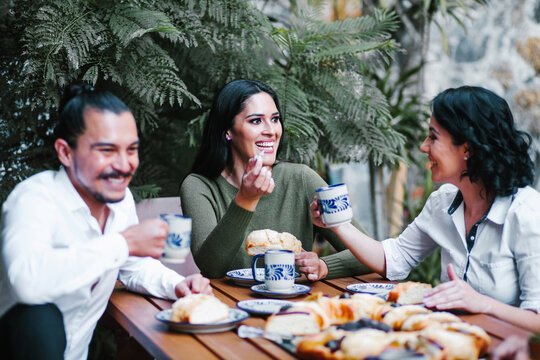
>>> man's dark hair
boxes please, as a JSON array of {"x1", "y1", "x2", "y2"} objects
[
  {"x1": 191, "y1": 79, "x2": 283, "y2": 178},
  {"x1": 432, "y1": 85, "x2": 534, "y2": 197},
  {"x1": 55, "y1": 83, "x2": 130, "y2": 148}
]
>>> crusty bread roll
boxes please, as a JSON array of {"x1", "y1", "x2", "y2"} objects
[
  {"x1": 418, "y1": 325, "x2": 488, "y2": 360},
  {"x1": 170, "y1": 294, "x2": 229, "y2": 324},
  {"x1": 265, "y1": 311, "x2": 321, "y2": 336},
  {"x1": 296, "y1": 328, "x2": 349, "y2": 360},
  {"x1": 437, "y1": 321, "x2": 491, "y2": 355},
  {"x1": 348, "y1": 293, "x2": 386, "y2": 319},
  {"x1": 339, "y1": 329, "x2": 392, "y2": 359},
  {"x1": 265, "y1": 293, "x2": 390, "y2": 337},
  {"x1": 387, "y1": 281, "x2": 432, "y2": 305},
  {"x1": 400, "y1": 311, "x2": 461, "y2": 331},
  {"x1": 381, "y1": 305, "x2": 431, "y2": 330},
  {"x1": 245, "y1": 229, "x2": 302, "y2": 255}
]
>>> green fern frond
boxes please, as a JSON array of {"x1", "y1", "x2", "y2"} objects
[{"x1": 108, "y1": 5, "x2": 181, "y2": 47}]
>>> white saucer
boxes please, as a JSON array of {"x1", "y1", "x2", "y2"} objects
[
  {"x1": 250, "y1": 284, "x2": 311, "y2": 299},
  {"x1": 346, "y1": 282, "x2": 395, "y2": 297},
  {"x1": 236, "y1": 299, "x2": 294, "y2": 316},
  {"x1": 226, "y1": 268, "x2": 301, "y2": 286}
]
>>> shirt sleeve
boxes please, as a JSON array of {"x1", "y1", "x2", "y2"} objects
[
  {"x1": 508, "y1": 195, "x2": 540, "y2": 313},
  {"x1": 118, "y1": 257, "x2": 184, "y2": 300},
  {"x1": 382, "y1": 193, "x2": 439, "y2": 280},
  {"x1": 180, "y1": 175, "x2": 253, "y2": 278},
  {"x1": 1, "y1": 188, "x2": 130, "y2": 304}
]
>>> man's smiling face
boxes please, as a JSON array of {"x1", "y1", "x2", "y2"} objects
[{"x1": 64, "y1": 107, "x2": 139, "y2": 206}]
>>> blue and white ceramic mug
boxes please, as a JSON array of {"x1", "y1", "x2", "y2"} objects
[
  {"x1": 316, "y1": 183, "x2": 353, "y2": 227},
  {"x1": 159, "y1": 213, "x2": 191, "y2": 264},
  {"x1": 251, "y1": 249, "x2": 295, "y2": 292}
]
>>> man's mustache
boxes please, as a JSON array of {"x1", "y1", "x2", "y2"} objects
[{"x1": 99, "y1": 170, "x2": 133, "y2": 179}]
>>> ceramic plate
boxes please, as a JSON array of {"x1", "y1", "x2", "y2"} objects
[
  {"x1": 155, "y1": 308, "x2": 249, "y2": 333},
  {"x1": 250, "y1": 284, "x2": 311, "y2": 299},
  {"x1": 236, "y1": 299, "x2": 294, "y2": 316},
  {"x1": 226, "y1": 268, "x2": 301, "y2": 286},
  {"x1": 346, "y1": 283, "x2": 395, "y2": 297}
]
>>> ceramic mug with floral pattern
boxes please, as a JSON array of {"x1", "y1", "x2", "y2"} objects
[
  {"x1": 316, "y1": 183, "x2": 353, "y2": 227},
  {"x1": 159, "y1": 213, "x2": 191, "y2": 263},
  {"x1": 251, "y1": 249, "x2": 295, "y2": 292}
]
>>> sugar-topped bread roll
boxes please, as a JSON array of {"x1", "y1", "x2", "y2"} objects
[
  {"x1": 171, "y1": 294, "x2": 229, "y2": 324},
  {"x1": 387, "y1": 281, "x2": 432, "y2": 305},
  {"x1": 245, "y1": 229, "x2": 302, "y2": 255}
]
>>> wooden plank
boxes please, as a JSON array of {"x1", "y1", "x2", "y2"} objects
[
  {"x1": 108, "y1": 290, "x2": 219, "y2": 360},
  {"x1": 324, "y1": 277, "x2": 366, "y2": 291},
  {"x1": 144, "y1": 285, "x2": 296, "y2": 360},
  {"x1": 459, "y1": 313, "x2": 532, "y2": 341},
  {"x1": 356, "y1": 272, "x2": 390, "y2": 283}
]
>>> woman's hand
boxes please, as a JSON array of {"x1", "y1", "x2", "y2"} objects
[
  {"x1": 310, "y1": 197, "x2": 326, "y2": 228},
  {"x1": 235, "y1": 156, "x2": 275, "y2": 210},
  {"x1": 423, "y1": 263, "x2": 491, "y2": 313},
  {"x1": 295, "y1": 250, "x2": 328, "y2": 281},
  {"x1": 491, "y1": 336, "x2": 530, "y2": 360}
]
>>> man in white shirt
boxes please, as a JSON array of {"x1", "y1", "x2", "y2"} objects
[{"x1": 0, "y1": 83, "x2": 212, "y2": 360}]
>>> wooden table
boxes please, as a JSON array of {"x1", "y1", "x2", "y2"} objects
[{"x1": 105, "y1": 273, "x2": 533, "y2": 359}]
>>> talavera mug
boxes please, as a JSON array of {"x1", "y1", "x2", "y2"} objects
[
  {"x1": 251, "y1": 249, "x2": 295, "y2": 292},
  {"x1": 159, "y1": 213, "x2": 191, "y2": 263},
  {"x1": 316, "y1": 183, "x2": 353, "y2": 227}
]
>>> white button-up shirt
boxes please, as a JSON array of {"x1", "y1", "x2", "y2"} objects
[
  {"x1": 383, "y1": 183, "x2": 540, "y2": 313},
  {"x1": 0, "y1": 168, "x2": 184, "y2": 360}
]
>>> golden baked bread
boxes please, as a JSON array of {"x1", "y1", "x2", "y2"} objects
[
  {"x1": 380, "y1": 305, "x2": 431, "y2": 330},
  {"x1": 264, "y1": 294, "x2": 387, "y2": 336},
  {"x1": 245, "y1": 229, "x2": 302, "y2": 255},
  {"x1": 296, "y1": 328, "x2": 348, "y2": 360},
  {"x1": 261, "y1": 287, "x2": 492, "y2": 360},
  {"x1": 387, "y1": 281, "x2": 432, "y2": 305},
  {"x1": 400, "y1": 311, "x2": 461, "y2": 331},
  {"x1": 436, "y1": 321, "x2": 491, "y2": 356},
  {"x1": 170, "y1": 294, "x2": 229, "y2": 324},
  {"x1": 418, "y1": 325, "x2": 487, "y2": 360},
  {"x1": 338, "y1": 329, "x2": 391, "y2": 359}
]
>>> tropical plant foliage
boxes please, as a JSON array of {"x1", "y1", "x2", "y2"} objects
[{"x1": 0, "y1": 0, "x2": 403, "y2": 204}]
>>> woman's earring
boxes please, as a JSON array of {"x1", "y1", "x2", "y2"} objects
[
  {"x1": 464, "y1": 156, "x2": 468, "y2": 161},
  {"x1": 226, "y1": 135, "x2": 231, "y2": 141}
]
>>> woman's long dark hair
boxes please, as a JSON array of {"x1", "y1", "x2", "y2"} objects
[
  {"x1": 191, "y1": 79, "x2": 283, "y2": 178},
  {"x1": 432, "y1": 86, "x2": 534, "y2": 197}
]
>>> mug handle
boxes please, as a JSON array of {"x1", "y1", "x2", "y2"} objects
[{"x1": 251, "y1": 254, "x2": 265, "y2": 283}]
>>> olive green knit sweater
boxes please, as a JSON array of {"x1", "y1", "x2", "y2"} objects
[{"x1": 180, "y1": 162, "x2": 370, "y2": 278}]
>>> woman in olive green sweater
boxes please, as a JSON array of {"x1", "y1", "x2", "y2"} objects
[{"x1": 180, "y1": 79, "x2": 369, "y2": 279}]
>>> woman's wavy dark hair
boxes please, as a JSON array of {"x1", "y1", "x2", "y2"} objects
[
  {"x1": 191, "y1": 79, "x2": 283, "y2": 178},
  {"x1": 55, "y1": 83, "x2": 130, "y2": 148},
  {"x1": 432, "y1": 86, "x2": 534, "y2": 197}
]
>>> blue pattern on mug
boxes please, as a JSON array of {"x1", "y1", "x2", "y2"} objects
[
  {"x1": 166, "y1": 230, "x2": 190, "y2": 249},
  {"x1": 265, "y1": 264, "x2": 295, "y2": 280},
  {"x1": 319, "y1": 194, "x2": 350, "y2": 214}
]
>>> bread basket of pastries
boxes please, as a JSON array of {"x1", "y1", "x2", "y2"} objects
[{"x1": 256, "y1": 282, "x2": 490, "y2": 360}]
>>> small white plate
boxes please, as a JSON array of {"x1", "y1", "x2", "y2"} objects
[
  {"x1": 346, "y1": 283, "x2": 395, "y2": 297},
  {"x1": 236, "y1": 299, "x2": 294, "y2": 316},
  {"x1": 250, "y1": 284, "x2": 311, "y2": 299},
  {"x1": 155, "y1": 308, "x2": 249, "y2": 333},
  {"x1": 226, "y1": 268, "x2": 300, "y2": 286}
]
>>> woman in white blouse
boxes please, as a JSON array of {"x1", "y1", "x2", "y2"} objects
[{"x1": 311, "y1": 86, "x2": 540, "y2": 332}]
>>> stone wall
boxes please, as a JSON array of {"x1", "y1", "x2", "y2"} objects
[{"x1": 424, "y1": 0, "x2": 540, "y2": 187}]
